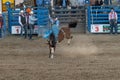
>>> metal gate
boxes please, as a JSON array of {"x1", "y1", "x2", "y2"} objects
[
  {"x1": 52, "y1": 6, "x2": 86, "y2": 33},
  {"x1": 7, "y1": 7, "x2": 50, "y2": 34},
  {"x1": 87, "y1": 6, "x2": 120, "y2": 33}
]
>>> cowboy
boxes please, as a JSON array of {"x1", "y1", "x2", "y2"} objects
[
  {"x1": 104, "y1": 0, "x2": 112, "y2": 5},
  {"x1": 28, "y1": 11, "x2": 37, "y2": 40},
  {"x1": 109, "y1": 8, "x2": 118, "y2": 34},
  {"x1": 53, "y1": 17, "x2": 60, "y2": 27},
  {"x1": 51, "y1": 17, "x2": 60, "y2": 42},
  {"x1": 19, "y1": 10, "x2": 27, "y2": 38}
]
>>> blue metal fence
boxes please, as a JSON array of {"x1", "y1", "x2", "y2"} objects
[
  {"x1": 7, "y1": 7, "x2": 50, "y2": 34},
  {"x1": 87, "y1": 6, "x2": 120, "y2": 33},
  {"x1": 2, "y1": 13, "x2": 7, "y2": 37}
]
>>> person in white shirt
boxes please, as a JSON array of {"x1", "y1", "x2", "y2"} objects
[
  {"x1": 28, "y1": 11, "x2": 37, "y2": 40},
  {"x1": 18, "y1": 10, "x2": 27, "y2": 37},
  {"x1": 109, "y1": 8, "x2": 118, "y2": 34},
  {"x1": 69, "y1": 0, "x2": 77, "y2": 7},
  {"x1": 77, "y1": 0, "x2": 85, "y2": 6}
]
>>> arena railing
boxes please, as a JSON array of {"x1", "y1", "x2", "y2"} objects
[{"x1": 87, "y1": 5, "x2": 120, "y2": 33}]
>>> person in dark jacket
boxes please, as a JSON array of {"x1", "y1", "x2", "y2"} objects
[
  {"x1": 95, "y1": 0, "x2": 103, "y2": 6},
  {"x1": 104, "y1": 0, "x2": 112, "y2": 5},
  {"x1": 19, "y1": 10, "x2": 27, "y2": 38},
  {"x1": 60, "y1": 0, "x2": 70, "y2": 8}
]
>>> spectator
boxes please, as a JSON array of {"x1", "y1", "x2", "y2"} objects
[
  {"x1": 28, "y1": 11, "x2": 37, "y2": 40},
  {"x1": 60, "y1": 0, "x2": 70, "y2": 8},
  {"x1": 0, "y1": 12, "x2": 3, "y2": 38},
  {"x1": 36, "y1": 0, "x2": 43, "y2": 6},
  {"x1": 109, "y1": 8, "x2": 118, "y2": 34},
  {"x1": 90, "y1": 0, "x2": 96, "y2": 6},
  {"x1": 69, "y1": 0, "x2": 77, "y2": 7},
  {"x1": 104, "y1": 0, "x2": 112, "y2": 5},
  {"x1": 54, "y1": 0, "x2": 59, "y2": 6},
  {"x1": 44, "y1": 0, "x2": 51, "y2": 5},
  {"x1": 69, "y1": 0, "x2": 77, "y2": 13},
  {"x1": 99, "y1": 0, "x2": 103, "y2": 5},
  {"x1": 26, "y1": 7, "x2": 31, "y2": 14},
  {"x1": 109, "y1": 0, "x2": 112, "y2": 5},
  {"x1": 77, "y1": 0, "x2": 85, "y2": 6},
  {"x1": 95, "y1": 0, "x2": 103, "y2": 6},
  {"x1": 19, "y1": 10, "x2": 27, "y2": 38}
]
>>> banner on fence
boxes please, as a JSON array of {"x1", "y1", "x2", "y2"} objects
[
  {"x1": 91, "y1": 24, "x2": 120, "y2": 33},
  {"x1": 12, "y1": 26, "x2": 21, "y2": 34},
  {"x1": 11, "y1": 25, "x2": 47, "y2": 34}
]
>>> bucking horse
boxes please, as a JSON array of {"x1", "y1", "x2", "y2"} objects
[{"x1": 44, "y1": 21, "x2": 77, "y2": 58}]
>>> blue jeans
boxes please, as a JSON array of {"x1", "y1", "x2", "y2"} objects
[
  {"x1": 110, "y1": 0, "x2": 112, "y2": 5},
  {"x1": 2, "y1": 26, "x2": 6, "y2": 38},
  {"x1": 20, "y1": 25, "x2": 23, "y2": 37},
  {"x1": 52, "y1": 25, "x2": 59, "y2": 42},
  {"x1": 104, "y1": 0, "x2": 112, "y2": 5},
  {"x1": 0, "y1": 28, "x2": 2, "y2": 38},
  {"x1": 110, "y1": 19, "x2": 117, "y2": 34},
  {"x1": 23, "y1": 24, "x2": 28, "y2": 38},
  {"x1": 28, "y1": 24, "x2": 34, "y2": 39}
]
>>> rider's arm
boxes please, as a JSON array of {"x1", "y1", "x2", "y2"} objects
[{"x1": 56, "y1": 20, "x2": 60, "y2": 27}]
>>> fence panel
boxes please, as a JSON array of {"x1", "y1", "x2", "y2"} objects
[
  {"x1": 88, "y1": 6, "x2": 120, "y2": 33},
  {"x1": 7, "y1": 7, "x2": 50, "y2": 35},
  {"x1": 52, "y1": 6, "x2": 86, "y2": 33}
]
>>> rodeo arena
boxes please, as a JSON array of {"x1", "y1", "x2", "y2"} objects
[{"x1": 1, "y1": 0, "x2": 120, "y2": 80}]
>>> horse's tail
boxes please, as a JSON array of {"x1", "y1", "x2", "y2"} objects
[
  {"x1": 49, "y1": 32, "x2": 56, "y2": 47},
  {"x1": 68, "y1": 20, "x2": 78, "y2": 28}
]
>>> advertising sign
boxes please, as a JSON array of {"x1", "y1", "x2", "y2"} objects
[
  {"x1": 91, "y1": 24, "x2": 103, "y2": 33},
  {"x1": 12, "y1": 26, "x2": 21, "y2": 34},
  {"x1": 91, "y1": 24, "x2": 120, "y2": 33}
]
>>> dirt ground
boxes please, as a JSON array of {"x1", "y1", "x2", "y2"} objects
[{"x1": 0, "y1": 33, "x2": 120, "y2": 80}]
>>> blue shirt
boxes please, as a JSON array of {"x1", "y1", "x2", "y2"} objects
[
  {"x1": 29, "y1": 15, "x2": 37, "y2": 25},
  {"x1": 36, "y1": 0, "x2": 43, "y2": 6},
  {"x1": 54, "y1": 20, "x2": 60, "y2": 27},
  {"x1": 44, "y1": 0, "x2": 51, "y2": 5},
  {"x1": 62, "y1": 0, "x2": 67, "y2": 7}
]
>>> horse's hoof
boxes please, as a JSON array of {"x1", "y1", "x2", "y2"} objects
[
  {"x1": 68, "y1": 43, "x2": 70, "y2": 45},
  {"x1": 51, "y1": 54, "x2": 54, "y2": 59}
]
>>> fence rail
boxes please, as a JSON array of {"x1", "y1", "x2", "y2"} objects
[
  {"x1": 87, "y1": 6, "x2": 120, "y2": 33},
  {"x1": 52, "y1": 6, "x2": 86, "y2": 24}
]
